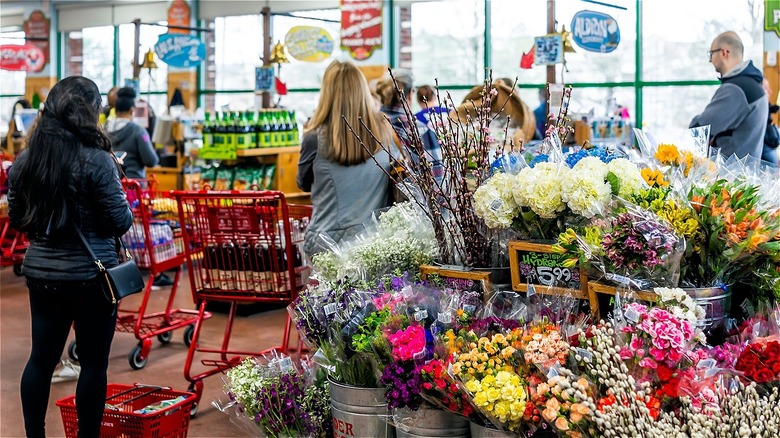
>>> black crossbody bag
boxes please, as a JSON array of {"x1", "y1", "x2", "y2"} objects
[{"x1": 74, "y1": 227, "x2": 145, "y2": 304}]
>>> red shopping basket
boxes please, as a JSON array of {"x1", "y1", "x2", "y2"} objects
[{"x1": 56, "y1": 383, "x2": 195, "y2": 438}]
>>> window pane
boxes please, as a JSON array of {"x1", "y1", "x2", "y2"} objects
[
  {"x1": 643, "y1": 0, "x2": 763, "y2": 81},
  {"x1": 81, "y1": 26, "x2": 115, "y2": 92},
  {"x1": 118, "y1": 23, "x2": 169, "y2": 92},
  {"x1": 555, "y1": 0, "x2": 636, "y2": 83},
  {"x1": 642, "y1": 85, "x2": 718, "y2": 142},
  {"x1": 63, "y1": 31, "x2": 84, "y2": 79},
  {"x1": 273, "y1": 10, "x2": 344, "y2": 90},
  {"x1": 409, "y1": 0, "x2": 484, "y2": 86},
  {"x1": 280, "y1": 92, "x2": 320, "y2": 121},
  {"x1": 491, "y1": 0, "x2": 547, "y2": 84},
  {"x1": 1, "y1": 32, "x2": 27, "y2": 98},
  {"x1": 569, "y1": 87, "x2": 635, "y2": 121},
  {"x1": 214, "y1": 15, "x2": 264, "y2": 91},
  {"x1": 213, "y1": 92, "x2": 258, "y2": 112}
]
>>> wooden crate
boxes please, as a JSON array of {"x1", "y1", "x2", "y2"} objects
[{"x1": 587, "y1": 281, "x2": 657, "y2": 320}]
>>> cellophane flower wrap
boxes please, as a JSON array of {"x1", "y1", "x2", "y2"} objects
[
  {"x1": 310, "y1": 202, "x2": 439, "y2": 283},
  {"x1": 220, "y1": 355, "x2": 331, "y2": 438},
  {"x1": 287, "y1": 278, "x2": 383, "y2": 387},
  {"x1": 528, "y1": 368, "x2": 597, "y2": 437},
  {"x1": 687, "y1": 178, "x2": 780, "y2": 289}
]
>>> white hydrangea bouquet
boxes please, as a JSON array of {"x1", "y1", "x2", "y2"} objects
[
  {"x1": 473, "y1": 141, "x2": 647, "y2": 241},
  {"x1": 311, "y1": 202, "x2": 439, "y2": 282}
]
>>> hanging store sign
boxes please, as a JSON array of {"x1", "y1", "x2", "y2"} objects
[
  {"x1": 0, "y1": 43, "x2": 46, "y2": 72},
  {"x1": 766, "y1": 0, "x2": 780, "y2": 37},
  {"x1": 285, "y1": 26, "x2": 334, "y2": 62},
  {"x1": 23, "y1": 10, "x2": 50, "y2": 68},
  {"x1": 534, "y1": 34, "x2": 563, "y2": 65},
  {"x1": 168, "y1": 0, "x2": 191, "y2": 34},
  {"x1": 154, "y1": 34, "x2": 205, "y2": 68},
  {"x1": 340, "y1": 0, "x2": 382, "y2": 61},
  {"x1": 255, "y1": 66, "x2": 275, "y2": 92},
  {"x1": 571, "y1": 10, "x2": 620, "y2": 53}
]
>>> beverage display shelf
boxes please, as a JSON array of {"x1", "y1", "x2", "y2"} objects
[{"x1": 235, "y1": 146, "x2": 301, "y2": 157}]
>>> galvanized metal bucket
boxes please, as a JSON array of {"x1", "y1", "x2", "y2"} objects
[
  {"x1": 684, "y1": 286, "x2": 731, "y2": 329},
  {"x1": 394, "y1": 406, "x2": 470, "y2": 437},
  {"x1": 329, "y1": 377, "x2": 394, "y2": 438},
  {"x1": 470, "y1": 421, "x2": 514, "y2": 437}
]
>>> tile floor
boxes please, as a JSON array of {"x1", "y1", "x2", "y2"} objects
[{"x1": 1, "y1": 266, "x2": 295, "y2": 437}]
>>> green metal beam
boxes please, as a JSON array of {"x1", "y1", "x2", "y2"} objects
[
  {"x1": 635, "y1": 0, "x2": 642, "y2": 127},
  {"x1": 484, "y1": 0, "x2": 491, "y2": 82},
  {"x1": 113, "y1": 25, "x2": 120, "y2": 86},
  {"x1": 388, "y1": 0, "x2": 395, "y2": 68}
]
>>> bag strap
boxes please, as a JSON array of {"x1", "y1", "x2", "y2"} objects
[
  {"x1": 388, "y1": 126, "x2": 408, "y2": 162},
  {"x1": 73, "y1": 226, "x2": 133, "y2": 272}
]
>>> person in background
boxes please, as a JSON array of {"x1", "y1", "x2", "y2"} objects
[
  {"x1": 690, "y1": 31, "x2": 767, "y2": 160},
  {"x1": 297, "y1": 60, "x2": 396, "y2": 256},
  {"x1": 414, "y1": 85, "x2": 448, "y2": 126},
  {"x1": 105, "y1": 88, "x2": 172, "y2": 288},
  {"x1": 7, "y1": 76, "x2": 133, "y2": 438},
  {"x1": 532, "y1": 87, "x2": 547, "y2": 139},
  {"x1": 3, "y1": 98, "x2": 32, "y2": 151},
  {"x1": 376, "y1": 70, "x2": 443, "y2": 182},
  {"x1": 106, "y1": 87, "x2": 159, "y2": 180},
  {"x1": 100, "y1": 86, "x2": 118, "y2": 126},
  {"x1": 761, "y1": 78, "x2": 780, "y2": 166}
]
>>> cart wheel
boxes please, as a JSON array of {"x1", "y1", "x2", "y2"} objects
[
  {"x1": 67, "y1": 340, "x2": 79, "y2": 362},
  {"x1": 183, "y1": 324, "x2": 195, "y2": 347},
  {"x1": 128, "y1": 345, "x2": 148, "y2": 370},
  {"x1": 13, "y1": 264, "x2": 23, "y2": 277},
  {"x1": 157, "y1": 331, "x2": 173, "y2": 344},
  {"x1": 187, "y1": 382, "x2": 202, "y2": 418}
]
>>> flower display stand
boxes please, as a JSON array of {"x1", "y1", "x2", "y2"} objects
[
  {"x1": 586, "y1": 281, "x2": 658, "y2": 320},
  {"x1": 419, "y1": 264, "x2": 494, "y2": 302},
  {"x1": 507, "y1": 241, "x2": 597, "y2": 314}
]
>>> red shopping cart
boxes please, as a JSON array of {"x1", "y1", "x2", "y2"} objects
[
  {"x1": 173, "y1": 189, "x2": 311, "y2": 416},
  {"x1": 68, "y1": 179, "x2": 205, "y2": 370},
  {"x1": 57, "y1": 383, "x2": 195, "y2": 438},
  {"x1": 0, "y1": 152, "x2": 28, "y2": 276}
]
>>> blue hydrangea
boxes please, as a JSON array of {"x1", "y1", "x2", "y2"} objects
[
  {"x1": 529, "y1": 154, "x2": 550, "y2": 168},
  {"x1": 564, "y1": 148, "x2": 615, "y2": 168}
]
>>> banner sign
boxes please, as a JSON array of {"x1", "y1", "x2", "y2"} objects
[
  {"x1": 571, "y1": 10, "x2": 620, "y2": 53},
  {"x1": 534, "y1": 34, "x2": 563, "y2": 65},
  {"x1": 154, "y1": 34, "x2": 205, "y2": 68},
  {"x1": 285, "y1": 26, "x2": 334, "y2": 62},
  {"x1": 767, "y1": 0, "x2": 780, "y2": 37},
  {"x1": 340, "y1": 0, "x2": 382, "y2": 61},
  {"x1": 255, "y1": 66, "x2": 275, "y2": 92},
  {"x1": 23, "y1": 10, "x2": 50, "y2": 67},
  {"x1": 168, "y1": 0, "x2": 191, "y2": 34},
  {"x1": 0, "y1": 43, "x2": 46, "y2": 72}
]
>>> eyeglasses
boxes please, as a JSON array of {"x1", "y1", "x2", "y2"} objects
[{"x1": 707, "y1": 47, "x2": 728, "y2": 60}]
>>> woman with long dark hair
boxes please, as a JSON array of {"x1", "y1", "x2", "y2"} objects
[{"x1": 8, "y1": 76, "x2": 133, "y2": 438}]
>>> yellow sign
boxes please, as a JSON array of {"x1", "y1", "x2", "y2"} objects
[{"x1": 284, "y1": 26, "x2": 334, "y2": 62}]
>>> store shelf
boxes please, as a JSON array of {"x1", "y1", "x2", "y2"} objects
[{"x1": 236, "y1": 146, "x2": 300, "y2": 157}]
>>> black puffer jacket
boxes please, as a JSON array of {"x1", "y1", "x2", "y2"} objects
[{"x1": 8, "y1": 147, "x2": 133, "y2": 281}]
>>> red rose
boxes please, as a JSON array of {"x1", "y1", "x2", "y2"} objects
[
  {"x1": 656, "y1": 365, "x2": 674, "y2": 382},
  {"x1": 768, "y1": 360, "x2": 780, "y2": 374},
  {"x1": 736, "y1": 351, "x2": 761, "y2": 371},
  {"x1": 764, "y1": 341, "x2": 780, "y2": 357},
  {"x1": 753, "y1": 368, "x2": 775, "y2": 383}
]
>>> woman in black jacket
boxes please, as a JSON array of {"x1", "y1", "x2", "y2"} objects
[{"x1": 8, "y1": 76, "x2": 133, "y2": 438}]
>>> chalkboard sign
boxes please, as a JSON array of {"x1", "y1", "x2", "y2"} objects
[
  {"x1": 419, "y1": 265, "x2": 492, "y2": 302},
  {"x1": 508, "y1": 241, "x2": 590, "y2": 301}
]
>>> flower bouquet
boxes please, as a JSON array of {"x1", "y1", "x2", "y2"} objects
[
  {"x1": 220, "y1": 354, "x2": 331, "y2": 437},
  {"x1": 734, "y1": 339, "x2": 780, "y2": 384},
  {"x1": 528, "y1": 368, "x2": 597, "y2": 437}
]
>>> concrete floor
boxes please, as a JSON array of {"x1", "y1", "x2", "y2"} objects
[{"x1": 0, "y1": 266, "x2": 295, "y2": 437}]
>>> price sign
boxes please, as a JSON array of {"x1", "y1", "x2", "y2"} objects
[
  {"x1": 419, "y1": 265, "x2": 491, "y2": 302},
  {"x1": 255, "y1": 66, "x2": 275, "y2": 92},
  {"x1": 508, "y1": 241, "x2": 588, "y2": 299}
]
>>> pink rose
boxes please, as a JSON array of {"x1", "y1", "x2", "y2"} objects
[
  {"x1": 639, "y1": 357, "x2": 658, "y2": 369},
  {"x1": 649, "y1": 347, "x2": 667, "y2": 362},
  {"x1": 630, "y1": 335, "x2": 644, "y2": 351}
]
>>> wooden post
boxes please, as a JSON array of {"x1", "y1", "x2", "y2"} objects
[
  {"x1": 261, "y1": 7, "x2": 272, "y2": 109},
  {"x1": 546, "y1": 0, "x2": 556, "y2": 89},
  {"x1": 132, "y1": 19, "x2": 142, "y2": 80}
]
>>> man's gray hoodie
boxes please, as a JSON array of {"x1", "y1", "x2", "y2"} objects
[
  {"x1": 690, "y1": 60, "x2": 767, "y2": 160},
  {"x1": 106, "y1": 118, "x2": 159, "y2": 179}
]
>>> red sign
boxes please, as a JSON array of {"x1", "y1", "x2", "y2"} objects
[
  {"x1": 23, "y1": 10, "x2": 50, "y2": 68},
  {"x1": 0, "y1": 44, "x2": 46, "y2": 72},
  {"x1": 168, "y1": 0, "x2": 191, "y2": 34},
  {"x1": 340, "y1": 0, "x2": 382, "y2": 61}
]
